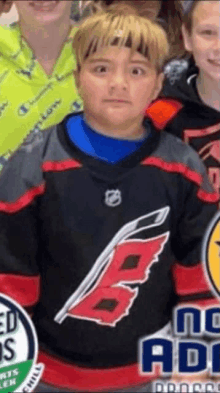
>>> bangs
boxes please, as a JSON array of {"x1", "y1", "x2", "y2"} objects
[
  {"x1": 84, "y1": 33, "x2": 149, "y2": 62},
  {"x1": 73, "y1": 11, "x2": 169, "y2": 72}
]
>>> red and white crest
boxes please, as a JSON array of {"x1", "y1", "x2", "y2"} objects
[{"x1": 55, "y1": 207, "x2": 170, "y2": 327}]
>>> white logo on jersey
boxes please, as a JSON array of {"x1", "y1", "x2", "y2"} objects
[{"x1": 105, "y1": 189, "x2": 122, "y2": 207}]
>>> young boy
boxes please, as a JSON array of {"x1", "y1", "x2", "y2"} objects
[
  {"x1": 147, "y1": 0, "x2": 220, "y2": 197},
  {"x1": 0, "y1": 4, "x2": 218, "y2": 392}
]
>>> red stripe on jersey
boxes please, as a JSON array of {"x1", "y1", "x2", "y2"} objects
[
  {"x1": 141, "y1": 157, "x2": 219, "y2": 203},
  {"x1": 145, "y1": 99, "x2": 183, "y2": 130},
  {"x1": 142, "y1": 157, "x2": 202, "y2": 183},
  {"x1": 172, "y1": 263, "x2": 210, "y2": 296},
  {"x1": 179, "y1": 298, "x2": 220, "y2": 307},
  {"x1": 38, "y1": 351, "x2": 159, "y2": 391},
  {"x1": 0, "y1": 274, "x2": 40, "y2": 306},
  {"x1": 42, "y1": 159, "x2": 82, "y2": 172},
  {"x1": 0, "y1": 183, "x2": 45, "y2": 213},
  {"x1": 197, "y1": 188, "x2": 219, "y2": 203}
]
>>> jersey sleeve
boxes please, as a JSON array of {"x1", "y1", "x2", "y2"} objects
[
  {"x1": 0, "y1": 137, "x2": 45, "y2": 308},
  {"x1": 171, "y1": 157, "x2": 219, "y2": 307}
]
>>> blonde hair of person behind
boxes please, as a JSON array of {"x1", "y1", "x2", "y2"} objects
[{"x1": 72, "y1": 3, "x2": 170, "y2": 74}]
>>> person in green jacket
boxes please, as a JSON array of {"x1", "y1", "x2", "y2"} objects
[{"x1": 0, "y1": 0, "x2": 82, "y2": 170}]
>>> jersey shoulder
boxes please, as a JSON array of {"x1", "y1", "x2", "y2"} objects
[
  {"x1": 156, "y1": 131, "x2": 205, "y2": 174},
  {"x1": 143, "y1": 131, "x2": 216, "y2": 200},
  {"x1": 143, "y1": 131, "x2": 219, "y2": 202},
  {"x1": 0, "y1": 124, "x2": 60, "y2": 207}
]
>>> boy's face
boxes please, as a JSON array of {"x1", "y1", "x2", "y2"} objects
[
  {"x1": 16, "y1": 1, "x2": 72, "y2": 26},
  {"x1": 182, "y1": 1, "x2": 220, "y2": 82},
  {"x1": 76, "y1": 46, "x2": 163, "y2": 135}
]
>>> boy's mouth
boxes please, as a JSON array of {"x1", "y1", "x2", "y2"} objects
[
  {"x1": 208, "y1": 59, "x2": 220, "y2": 67},
  {"x1": 29, "y1": 1, "x2": 59, "y2": 11},
  {"x1": 104, "y1": 99, "x2": 131, "y2": 104}
]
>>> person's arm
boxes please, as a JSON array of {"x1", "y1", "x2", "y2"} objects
[
  {"x1": 0, "y1": 135, "x2": 45, "y2": 313},
  {"x1": 171, "y1": 165, "x2": 218, "y2": 307}
]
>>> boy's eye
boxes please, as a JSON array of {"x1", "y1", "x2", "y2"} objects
[
  {"x1": 131, "y1": 67, "x2": 145, "y2": 76},
  {"x1": 94, "y1": 65, "x2": 108, "y2": 73},
  {"x1": 201, "y1": 29, "x2": 215, "y2": 36}
]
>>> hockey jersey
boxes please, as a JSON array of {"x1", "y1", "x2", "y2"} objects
[
  {"x1": 0, "y1": 113, "x2": 218, "y2": 391},
  {"x1": 146, "y1": 58, "x2": 220, "y2": 197}
]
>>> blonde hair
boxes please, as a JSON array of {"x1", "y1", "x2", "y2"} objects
[
  {"x1": 84, "y1": 1, "x2": 184, "y2": 59},
  {"x1": 72, "y1": 3, "x2": 170, "y2": 73}
]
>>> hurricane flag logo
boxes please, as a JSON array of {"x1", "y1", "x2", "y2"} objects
[{"x1": 55, "y1": 207, "x2": 170, "y2": 327}]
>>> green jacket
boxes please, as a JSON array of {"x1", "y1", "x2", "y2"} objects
[{"x1": 0, "y1": 23, "x2": 82, "y2": 168}]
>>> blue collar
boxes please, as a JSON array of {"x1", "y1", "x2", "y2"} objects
[{"x1": 66, "y1": 115, "x2": 149, "y2": 164}]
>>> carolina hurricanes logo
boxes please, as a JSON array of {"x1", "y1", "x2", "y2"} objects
[
  {"x1": 184, "y1": 123, "x2": 220, "y2": 196},
  {"x1": 55, "y1": 207, "x2": 170, "y2": 327}
]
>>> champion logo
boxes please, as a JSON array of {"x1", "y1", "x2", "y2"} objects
[{"x1": 105, "y1": 189, "x2": 122, "y2": 207}]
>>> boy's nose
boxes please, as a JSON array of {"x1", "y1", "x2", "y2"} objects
[
  {"x1": 213, "y1": 36, "x2": 220, "y2": 50},
  {"x1": 109, "y1": 73, "x2": 128, "y2": 92}
]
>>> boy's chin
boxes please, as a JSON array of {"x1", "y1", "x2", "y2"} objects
[
  {"x1": 33, "y1": 13, "x2": 63, "y2": 24},
  {"x1": 101, "y1": 116, "x2": 139, "y2": 129},
  {"x1": 101, "y1": 109, "x2": 141, "y2": 126},
  {"x1": 202, "y1": 66, "x2": 220, "y2": 83}
]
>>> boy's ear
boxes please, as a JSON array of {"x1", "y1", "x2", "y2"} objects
[
  {"x1": 182, "y1": 24, "x2": 193, "y2": 52},
  {"x1": 152, "y1": 72, "x2": 165, "y2": 101},
  {"x1": 73, "y1": 70, "x2": 81, "y2": 92}
]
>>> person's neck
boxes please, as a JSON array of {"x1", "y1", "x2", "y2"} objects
[
  {"x1": 84, "y1": 114, "x2": 146, "y2": 140},
  {"x1": 196, "y1": 72, "x2": 220, "y2": 112},
  {"x1": 19, "y1": 18, "x2": 73, "y2": 75}
]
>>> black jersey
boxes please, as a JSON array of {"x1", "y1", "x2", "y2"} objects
[
  {"x1": 152, "y1": 58, "x2": 220, "y2": 197},
  {"x1": 0, "y1": 113, "x2": 218, "y2": 391}
]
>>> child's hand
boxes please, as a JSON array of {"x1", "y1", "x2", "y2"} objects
[{"x1": 0, "y1": 0, "x2": 12, "y2": 16}]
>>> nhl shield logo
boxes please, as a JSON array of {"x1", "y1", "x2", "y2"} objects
[
  {"x1": 203, "y1": 212, "x2": 220, "y2": 296},
  {"x1": 105, "y1": 190, "x2": 122, "y2": 207}
]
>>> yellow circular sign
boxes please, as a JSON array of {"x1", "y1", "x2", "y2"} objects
[{"x1": 204, "y1": 213, "x2": 220, "y2": 296}]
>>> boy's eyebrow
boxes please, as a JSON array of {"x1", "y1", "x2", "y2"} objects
[
  {"x1": 87, "y1": 58, "x2": 112, "y2": 63},
  {"x1": 87, "y1": 59, "x2": 150, "y2": 65},
  {"x1": 129, "y1": 60, "x2": 150, "y2": 66},
  {"x1": 197, "y1": 23, "x2": 218, "y2": 28}
]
